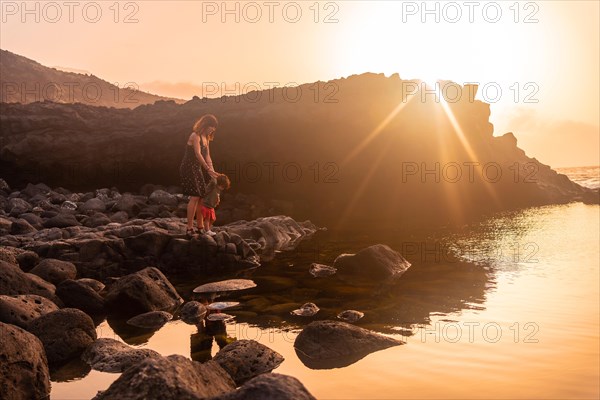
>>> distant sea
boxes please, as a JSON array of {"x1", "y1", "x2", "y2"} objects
[{"x1": 556, "y1": 165, "x2": 600, "y2": 189}]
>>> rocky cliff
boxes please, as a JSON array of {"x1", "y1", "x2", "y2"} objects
[
  {"x1": 0, "y1": 49, "x2": 184, "y2": 108},
  {"x1": 1, "y1": 73, "x2": 597, "y2": 227}
]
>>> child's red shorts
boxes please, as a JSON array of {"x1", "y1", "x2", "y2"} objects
[{"x1": 200, "y1": 205, "x2": 216, "y2": 221}]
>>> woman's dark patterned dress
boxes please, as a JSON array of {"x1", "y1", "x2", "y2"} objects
[{"x1": 180, "y1": 138, "x2": 211, "y2": 197}]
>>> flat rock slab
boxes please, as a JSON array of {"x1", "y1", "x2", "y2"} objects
[
  {"x1": 0, "y1": 294, "x2": 59, "y2": 328},
  {"x1": 309, "y1": 263, "x2": 337, "y2": 277},
  {"x1": 207, "y1": 302, "x2": 240, "y2": 311},
  {"x1": 294, "y1": 320, "x2": 403, "y2": 369},
  {"x1": 213, "y1": 339, "x2": 284, "y2": 386},
  {"x1": 82, "y1": 338, "x2": 161, "y2": 373},
  {"x1": 93, "y1": 354, "x2": 235, "y2": 400},
  {"x1": 193, "y1": 279, "x2": 257, "y2": 294},
  {"x1": 206, "y1": 313, "x2": 235, "y2": 322}
]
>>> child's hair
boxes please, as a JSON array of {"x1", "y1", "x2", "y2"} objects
[{"x1": 216, "y1": 174, "x2": 231, "y2": 190}]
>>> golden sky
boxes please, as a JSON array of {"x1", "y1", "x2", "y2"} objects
[{"x1": 1, "y1": 0, "x2": 598, "y2": 167}]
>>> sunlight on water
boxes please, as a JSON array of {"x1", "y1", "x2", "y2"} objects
[{"x1": 51, "y1": 203, "x2": 599, "y2": 399}]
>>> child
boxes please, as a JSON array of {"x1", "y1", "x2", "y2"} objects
[{"x1": 200, "y1": 174, "x2": 231, "y2": 235}]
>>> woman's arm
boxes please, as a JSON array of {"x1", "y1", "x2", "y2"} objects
[
  {"x1": 205, "y1": 144, "x2": 215, "y2": 172},
  {"x1": 192, "y1": 134, "x2": 211, "y2": 171}
]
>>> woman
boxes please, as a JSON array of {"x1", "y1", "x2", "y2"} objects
[{"x1": 180, "y1": 114, "x2": 221, "y2": 237}]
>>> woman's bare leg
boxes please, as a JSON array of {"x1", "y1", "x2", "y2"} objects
[{"x1": 187, "y1": 197, "x2": 199, "y2": 229}]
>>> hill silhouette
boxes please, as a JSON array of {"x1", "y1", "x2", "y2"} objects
[
  {"x1": 1, "y1": 72, "x2": 597, "y2": 228},
  {"x1": 0, "y1": 49, "x2": 185, "y2": 109}
]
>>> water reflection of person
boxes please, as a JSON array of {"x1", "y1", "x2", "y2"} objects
[{"x1": 190, "y1": 318, "x2": 235, "y2": 362}]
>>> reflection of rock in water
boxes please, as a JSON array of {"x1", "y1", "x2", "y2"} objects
[
  {"x1": 49, "y1": 356, "x2": 91, "y2": 382},
  {"x1": 227, "y1": 236, "x2": 491, "y2": 335},
  {"x1": 106, "y1": 314, "x2": 157, "y2": 346},
  {"x1": 190, "y1": 320, "x2": 233, "y2": 362}
]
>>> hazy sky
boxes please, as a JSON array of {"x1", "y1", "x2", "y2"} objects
[{"x1": 1, "y1": 0, "x2": 598, "y2": 167}]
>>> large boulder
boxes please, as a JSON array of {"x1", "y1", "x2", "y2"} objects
[
  {"x1": 43, "y1": 212, "x2": 81, "y2": 228},
  {"x1": 209, "y1": 373, "x2": 316, "y2": 400},
  {"x1": 8, "y1": 198, "x2": 32, "y2": 216},
  {"x1": 149, "y1": 190, "x2": 178, "y2": 207},
  {"x1": 0, "y1": 294, "x2": 59, "y2": 328},
  {"x1": 93, "y1": 354, "x2": 235, "y2": 400},
  {"x1": 10, "y1": 218, "x2": 37, "y2": 234},
  {"x1": 333, "y1": 244, "x2": 411, "y2": 280},
  {"x1": 79, "y1": 197, "x2": 106, "y2": 213},
  {"x1": 27, "y1": 308, "x2": 97, "y2": 367},
  {"x1": 213, "y1": 340, "x2": 284, "y2": 386},
  {"x1": 112, "y1": 194, "x2": 143, "y2": 216},
  {"x1": 15, "y1": 250, "x2": 39, "y2": 271},
  {"x1": 224, "y1": 216, "x2": 318, "y2": 254},
  {"x1": 0, "y1": 260, "x2": 61, "y2": 304},
  {"x1": 104, "y1": 267, "x2": 183, "y2": 315},
  {"x1": 56, "y1": 279, "x2": 105, "y2": 315},
  {"x1": 82, "y1": 338, "x2": 161, "y2": 373},
  {"x1": 29, "y1": 258, "x2": 77, "y2": 285},
  {"x1": 294, "y1": 320, "x2": 403, "y2": 369},
  {"x1": 123, "y1": 230, "x2": 171, "y2": 258},
  {"x1": 0, "y1": 322, "x2": 51, "y2": 400},
  {"x1": 0, "y1": 245, "x2": 20, "y2": 265},
  {"x1": 83, "y1": 212, "x2": 112, "y2": 228}
]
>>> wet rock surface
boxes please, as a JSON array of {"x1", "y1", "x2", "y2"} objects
[
  {"x1": 333, "y1": 244, "x2": 412, "y2": 281},
  {"x1": 0, "y1": 182, "x2": 320, "y2": 280},
  {"x1": 213, "y1": 340, "x2": 285, "y2": 385},
  {"x1": 179, "y1": 301, "x2": 208, "y2": 324},
  {"x1": 82, "y1": 338, "x2": 161, "y2": 373},
  {"x1": 56, "y1": 279, "x2": 105, "y2": 315},
  {"x1": 27, "y1": 308, "x2": 97, "y2": 367},
  {"x1": 29, "y1": 258, "x2": 78, "y2": 285},
  {"x1": 104, "y1": 267, "x2": 183, "y2": 316},
  {"x1": 0, "y1": 294, "x2": 59, "y2": 328},
  {"x1": 93, "y1": 354, "x2": 236, "y2": 400},
  {"x1": 0, "y1": 259, "x2": 61, "y2": 305},
  {"x1": 0, "y1": 322, "x2": 51, "y2": 400},
  {"x1": 208, "y1": 373, "x2": 317, "y2": 400},
  {"x1": 294, "y1": 320, "x2": 403, "y2": 369},
  {"x1": 0, "y1": 180, "x2": 326, "y2": 398}
]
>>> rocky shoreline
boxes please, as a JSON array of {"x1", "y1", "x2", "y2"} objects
[
  {"x1": 2, "y1": 179, "x2": 416, "y2": 399},
  {"x1": 0, "y1": 179, "x2": 331, "y2": 399},
  {"x1": 0, "y1": 179, "x2": 319, "y2": 279}
]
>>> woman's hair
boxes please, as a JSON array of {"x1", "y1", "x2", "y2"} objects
[{"x1": 192, "y1": 114, "x2": 219, "y2": 138}]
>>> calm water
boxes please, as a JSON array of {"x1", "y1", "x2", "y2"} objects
[{"x1": 50, "y1": 169, "x2": 599, "y2": 399}]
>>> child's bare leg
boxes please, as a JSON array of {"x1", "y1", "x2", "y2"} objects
[
  {"x1": 208, "y1": 218, "x2": 215, "y2": 230},
  {"x1": 196, "y1": 201, "x2": 204, "y2": 231},
  {"x1": 203, "y1": 216, "x2": 211, "y2": 232}
]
